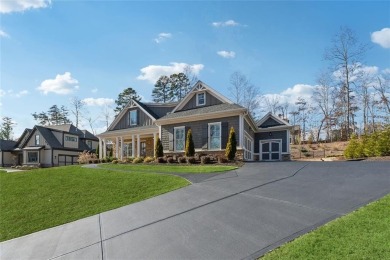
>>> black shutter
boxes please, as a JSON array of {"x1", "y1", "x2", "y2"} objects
[
  {"x1": 136, "y1": 110, "x2": 140, "y2": 126},
  {"x1": 168, "y1": 128, "x2": 174, "y2": 151},
  {"x1": 221, "y1": 122, "x2": 228, "y2": 149},
  {"x1": 202, "y1": 124, "x2": 208, "y2": 149}
]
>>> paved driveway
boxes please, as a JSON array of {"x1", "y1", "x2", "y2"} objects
[{"x1": 1, "y1": 161, "x2": 389, "y2": 259}]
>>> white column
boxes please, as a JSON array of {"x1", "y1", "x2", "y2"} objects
[
  {"x1": 153, "y1": 132, "x2": 157, "y2": 157},
  {"x1": 98, "y1": 137, "x2": 103, "y2": 159},
  {"x1": 132, "y1": 135, "x2": 135, "y2": 158},
  {"x1": 103, "y1": 138, "x2": 107, "y2": 158},
  {"x1": 120, "y1": 136, "x2": 124, "y2": 160},
  {"x1": 137, "y1": 134, "x2": 141, "y2": 157},
  {"x1": 239, "y1": 114, "x2": 244, "y2": 149},
  {"x1": 115, "y1": 137, "x2": 119, "y2": 159}
]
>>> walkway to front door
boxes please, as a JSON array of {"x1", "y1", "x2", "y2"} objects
[{"x1": 260, "y1": 139, "x2": 281, "y2": 161}]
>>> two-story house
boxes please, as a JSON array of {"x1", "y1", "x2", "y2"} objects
[{"x1": 97, "y1": 81, "x2": 292, "y2": 161}]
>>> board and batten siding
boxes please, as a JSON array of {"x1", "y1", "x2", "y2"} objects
[
  {"x1": 254, "y1": 130, "x2": 288, "y2": 153},
  {"x1": 179, "y1": 92, "x2": 223, "y2": 111},
  {"x1": 112, "y1": 108, "x2": 153, "y2": 130},
  {"x1": 244, "y1": 119, "x2": 255, "y2": 139},
  {"x1": 161, "y1": 116, "x2": 240, "y2": 151}
]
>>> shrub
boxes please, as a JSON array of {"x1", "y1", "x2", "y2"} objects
[
  {"x1": 344, "y1": 134, "x2": 364, "y2": 159},
  {"x1": 185, "y1": 129, "x2": 195, "y2": 157},
  {"x1": 167, "y1": 157, "x2": 175, "y2": 163},
  {"x1": 125, "y1": 157, "x2": 134, "y2": 163},
  {"x1": 144, "y1": 156, "x2": 154, "y2": 163},
  {"x1": 77, "y1": 151, "x2": 98, "y2": 164},
  {"x1": 156, "y1": 157, "x2": 166, "y2": 163},
  {"x1": 177, "y1": 157, "x2": 187, "y2": 164},
  {"x1": 201, "y1": 156, "x2": 211, "y2": 164},
  {"x1": 155, "y1": 137, "x2": 164, "y2": 158},
  {"x1": 132, "y1": 157, "x2": 144, "y2": 164},
  {"x1": 186, "y1": 157, "x2": 196, "y2": 164},
  {"x1": 101, "y1": 159, "x2": 106, "y2": 163},
  {"x1": 225, "y1": 127, "x2": 237, "y2": 161},
  {"x1": 112, "y1": 160, "x2": 118, "y2": 164}
]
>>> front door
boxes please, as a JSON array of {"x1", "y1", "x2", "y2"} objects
[{"x1": 260, "y1": 140, "x2": 281, "y2": 161}]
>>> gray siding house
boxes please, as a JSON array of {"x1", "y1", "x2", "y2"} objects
[
  {"x1": 98, "y1": 81, "x2": 292, "y2": 161},
  {"x1": 0, "y1": 124, "x2": 98, "y2": 167}
]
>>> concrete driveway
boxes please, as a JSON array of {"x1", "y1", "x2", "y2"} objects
[{"x1": 1, "y1": 161, "x2": 389, "y2": 259}]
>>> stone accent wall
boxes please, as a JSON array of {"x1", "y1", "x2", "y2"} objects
[{"x1": 145, "y1": 137, "x2": 154, "y2": 157}]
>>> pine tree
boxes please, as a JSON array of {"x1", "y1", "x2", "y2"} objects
[
  {"x1": 152, "y1": 75, "x2": 173, "y2": 103},
  {"x1": 114, "y1": 87, "x2": 141, "y2": 114},
  {"x1": 185, "y1": 129, "x2": 195, "y2": 157},
  {"x1": 225, "y1": 127, "x2": 237, "y2": 160},
  {"x1": 0, "y1": 117, "x2": 15, "y2": 140},
  {"x1": 155, "y1": 137, "x2": 164, "y2": 157},
  {"x1": 170, "y1": 73, "x2": 191, "y2": 101}
]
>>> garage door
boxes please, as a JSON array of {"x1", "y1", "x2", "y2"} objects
[{"x1": 260, "y1": 140, "x2": 281, "y2": 161}]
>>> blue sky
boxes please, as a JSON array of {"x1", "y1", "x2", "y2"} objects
[{"x1": 1, "y1": 0, "x2": 389, "y2": 137}]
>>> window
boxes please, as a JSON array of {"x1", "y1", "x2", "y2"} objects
[
  {"x1": 174, "y1": 126, "x2": 185, "y2": 151},
  {"x1": 87, "y1": 140, "x2": 92, "y2": 148},
  {"x1": 28, "y1": 152, "x2": 38, "y2": 163},
  {"x1": 197, "y1": 92, "x2": 205, "y2": 106},
  {"x1": 124, "y1": 143, "x2": 132, "y2": 157},
  {"x1": 35, "y1": 135, "x2": 40, "y2": 145},
  {"x1": 129, "y1": 110, "x2": 138, "y2": 126},
  {"x1": 65, "y1": 136, "x2": 78, "y2": 142},
  {"x1": 209, "y1": 122, "x2": 221, "y2": 150},
  {"x1": 141, "y1": 142, "x2": 146, "y2": 157}
]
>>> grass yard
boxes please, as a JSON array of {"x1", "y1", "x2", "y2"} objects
[
  {"x1": 99, "y1": 163, "x2": 238, "y2": 173},
  {"x1": 0, "y1": 166, "x2": 189, "y2": 242},
  {"x1": 262, "y1": 193, "x2": 390, "y2": 259}
]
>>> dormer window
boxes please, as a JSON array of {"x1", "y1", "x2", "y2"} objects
[
  {"x1": 196, "y1": 92, "x2": 206, "y2": 106},
  {"x1": 35, "y1": 135, "x2": 40, "y2": 145}
]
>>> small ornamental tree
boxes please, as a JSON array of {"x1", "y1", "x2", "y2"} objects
[
  {"x1": 344, "y1": 134, "x2": 364, "y2": 159},
  {"x1": 185, "y1": 129, "x2": 195, "y2": 157},
  {"x1": 225, "y1": 127, "x2": 237, "y2": 161},
  {"x1": 155, "y1": 137, "x2": 164, "y2": 158}
]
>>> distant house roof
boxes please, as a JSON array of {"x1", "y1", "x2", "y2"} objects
[
  {"x1": 158, "y1": 103, "x2": 245, "y2": 120},
  {"x1": 0, "y1": 140, "x2": 17, "y2": 151},
  {"x1": 46, "y1": 124, "x2": 98, "y2": 140}
]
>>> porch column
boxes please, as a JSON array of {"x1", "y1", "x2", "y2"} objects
[
  {"x1": 115, "y1": 137, "x2": 119, "y2": 158},
  {"x1": 98, "y1": 137, "x2": 103, "y2": 159},
  {"x1": 131, "y1": 135, "x2": 135, "y2": 158},
  {"x1": 137, "y1": 134, "x2": 141, "y2": 157},
  {"x1": 120, "y1": 136, "x2": 124, "y2": 161},
  {"x1": 103, "y1": 138, "x2": 107, "y2": 158},
  {"x1": 153, "y1": 132, "x2": 157, "y2": 157}
]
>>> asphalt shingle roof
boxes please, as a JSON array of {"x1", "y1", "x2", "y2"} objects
[
  {"x1": 158, "y1": 103, "x2": 245, "y2": 120},
  {"x1": 0, "y1": 140, "x2": 17, "y2": 151}
]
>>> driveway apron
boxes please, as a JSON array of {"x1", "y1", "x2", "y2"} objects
[{"x1": 1, "y1": 161, "x2": 389, "y2": 259}]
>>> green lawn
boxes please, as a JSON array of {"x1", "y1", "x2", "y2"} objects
[
  {"x1": 0, "y1": 166, "x2": 189, "y2": 242},
  {"x1": 99, "y1": 163, "x2": 238, "y2": 173},
  {"x1": 262, "y1": 194, "x2": 390, "y2": 259}
]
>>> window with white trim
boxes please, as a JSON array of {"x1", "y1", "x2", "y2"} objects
[
  {"x1": 28, "y1": 151, "x2": 38, "y2": 163},
  {"x1": 196, "y1": 92, "x2": 205, "y2": 106},
  {"x1": 209, "y1": 122, "x2": 221, "y2": 150},
  {"x1": 129, "y1": 110, "x2": 138, "y2": 126},
  {"x1": 35, "y1": 135, "x2": 40, "y2": 145},
  {"x1": 174, "y1": 126, "x2": 185, "y2": 151},
  {"x1": 87, "y1": 140, "x2": 92, "y2": 148}
]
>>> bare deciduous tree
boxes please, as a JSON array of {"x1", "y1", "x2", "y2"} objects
[
  {"x1": 229, "y1": 71, "x2": 261, "y2": 118},
  {"x1": 70, "y1": 97, "x2": 85, "y2": 128},
  {"x1": 263, "y1": 95, "x2": 280, "y2": 115},
  {"x1": 324, "y1": 26, "x2": 368, "y2": 139}
]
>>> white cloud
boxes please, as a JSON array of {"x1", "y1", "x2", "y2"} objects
[
  {"x1": 212, "y1": 20, "x2": 240, "y2": 27},
  {"x1": 82, "y1": 97, "x2": 114, "y2": 107},
  {"x1": 371, "y1": 28, "x2": 390, "y2": 48},
  {"x1": 91, "y1": 88, "x2": 98, "y2": 93},
  {"x1": 280, "y1": 84, "x2": 315, "y2": 102},
  {"x1": 382, "y1": 68, "x2": 390, "y2": 74},
  {"x1": 0, "y1": 0, "x2": 51, "y2": 13},
  {"x1": 217, "y1": 50, "x2": 236, "y2": 58},
  {"x1": 37, "y1": 72, "x2": 79, "y2": 95},
  {"x1": 137, "y1": 62, "x2": 204, "y2": 83},
  {"x1": 0, "y1": 29, "x2": 9, "y2": 38},
  {"x1": 0, "y1": 89, "x2": 29, "y2": 98},
  {"x1": 154, "y1": 32, "x2": 172, "y2": 43}
]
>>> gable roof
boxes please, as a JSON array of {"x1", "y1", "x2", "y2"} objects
[
  {"x1": 46, "y1": 124, "x2": 97, "y2": 140},
  {"x1": 256, "y1": 112, "x2": 292, "y2": 131},
  {"x1": 15, "y1": 128, "x2": 32, "y2": 148},
  {"x1": 171, "y1": 81, "x2": 233, "y2": 113},
  {"x1": 0, "y1": 140, "x2": 17, "y2": 151}
]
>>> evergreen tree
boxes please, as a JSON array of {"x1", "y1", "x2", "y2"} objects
[
  {"x1": 152, "y1": 75, "x2": 173, "y2": 103},
  {"x1": 114, "y1": 87, "x2": 141, "y2": 114},
  {"x1": 155, "y1": 137, "x2": 164, "y2": 157},
  {"x1": 170, "y1": 73, "x2": 191, "y2": 101},
  {"x1": 185, "y1": 129, "x2": 195, "y2": 157},
  {"x1": 0, "y1": 117, "x2": 15, "y2": 140},
  {"x1": 225, "y1": 127, "x2": 237, "y2": 160},
  {"x1": 32, "y1": 105, "x2": 71, "y2": 126}
]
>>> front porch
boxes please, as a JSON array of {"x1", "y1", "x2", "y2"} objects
[{"x1": 98, "y1": 127, "x2": 159, "y2": 160}]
